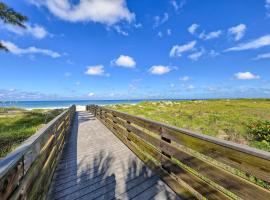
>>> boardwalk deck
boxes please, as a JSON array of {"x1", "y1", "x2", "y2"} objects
[{"x1": 48, "y1": 111, "x2": 180, "y2": 200}]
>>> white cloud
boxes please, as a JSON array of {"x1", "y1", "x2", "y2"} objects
[
  {"x1": 234, "y1": 72, "x2": 260, "y2": 80},
  {"x1": 112, "y1": 55, "x2": 136, "y2": 68},
  {"x1": 134, "y1": 23, "x2": 142, "y2": 28},
  {"x1": 1, "y1": 23, "x2": 49, "y2": 39},
  {"x1": 85, "y1": 65, "x2": 109, "y2": 76},
  {"x1": 188, "y1": 23, "x2": 199, "y2": 35},
  {"x1": 30, "y1": 0, "x2": 135, "y2": 26},
  {"x1": 226, "y1": 35, "x2": 270, "y2": 51},
  {"x1": 188, "y1": 49, "x2": 205, "y2": 61},
  {"x1": 209, "y1": 50, "x2": 220, "y2": 57},
  {"x1": 170, "y1": 0, "x2": 186, "y2": 12},
  {"x1": 167, "y1": 29, "x2": 172, "y2": 36},
  {"x1": 88, "y1": 92, "x2": 95, "y2": 97},
  {"x1": 153, "y1": 12, "x2": 169, "y2": 28},
  {"x1": 157, "y1": 31, "x2": 163, "y2": 37},
  {"x1": 169, "y1": 40, "x2": 196, "y2": 57},
  {"x1": 75, "y1": 81, "x2": 81, "y2": 85},
  {"x1": 228, "y1": 24, "x2": 246, "y2": 41},
  {"x1": 179, "y1": 76, "x2": 190, "y2": 81},
  {"x1": 255, "y1": 52, "x2": 270, "y2": 60},
  {"x1": 199, "y1": 30, "x2": 222, "y2": 40},
  {"x1": 149, "y1": 65, "x2": 172, "y2": 75},
  {"x1": 1, "y1": 40, "x2": 60, "y2": 58},
  {"x1": 114, "y1": 25, "x2": 128, "y2": 36},
  {"x1": 187, "y1": 84, "x2": 195, "y2": 90}
]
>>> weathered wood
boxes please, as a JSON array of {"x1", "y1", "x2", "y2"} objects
[
  {"x1": 101, "y1": 114, "x2": 193, "y2": 199},
  {"x1": 103, "y1": 109, "x2": 270, "y2": 198},
  {"x1": 0, "y1": 105, "x2": 76, "y2": 200},
  {"x1": 101, "y1": 113, "x2": 231, "y2": 200},
  {"x1": 98, "y1": 107, "x2": 270, "y2": 182},
  {"x1": 48, "y1": 111, "x2": 180, "y2": 200},
  {"x1": 87, "y1": 105, "x2": 270, "y2": 200}
]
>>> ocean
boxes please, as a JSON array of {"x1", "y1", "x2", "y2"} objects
[{"x1": 0, "y1": 100, "x2": 150, "y2": 109}]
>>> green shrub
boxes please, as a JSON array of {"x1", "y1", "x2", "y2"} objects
[{"x1": 247, "y1": 120, "x2": 270, "y2": 142}]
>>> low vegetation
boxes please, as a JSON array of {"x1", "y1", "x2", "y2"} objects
[
  {"x1": 0, "y1": 107, "x2": 63, "y2": 157},
  {"x1": 107, "y1": 99, "x2": 270, "y2": 152}
]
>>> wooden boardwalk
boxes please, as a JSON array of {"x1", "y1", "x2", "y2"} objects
[
  {"x1": 1, "y1": 105, "x2": 270, "y2": 200},
  {"x1": 48, "y1": 111, "x2": 180, "y2": 200}
]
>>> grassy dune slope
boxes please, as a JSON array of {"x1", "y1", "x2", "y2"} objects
[
  {"x1": 107, "y1": 99, "x2": 270, "y2": 151},
  {"x1": 0, "y1": 108, "x2": 63, "y2": 157}
]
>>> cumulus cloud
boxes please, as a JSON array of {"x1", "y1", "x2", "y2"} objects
[
  {"x1": 88, "y1": 92, "x2": 95, "y2": 97},
  {"x1": 234, "y1": 72, "x2": 260, "y2": 80},
  {"x1": 228, "y1": 24, "x2": 246, "y2": 41},
  {"x1": 188, "y1": 49, "x2": 205, "y2": 61},
  {"x1": 226, "y1": 35, "x2": 270, "y2": 51},
  {"x1": 199, "y1": 30, "x2": 222, "y2": 40},
  {"x1": 29, "y1": 0, "x2": 135, "y2": 26},
  {"x1": 255, "y1": 52, "x2": 270, "y2": 60},
  {"x1": 169, "y1": 40, "x2": 196, "y2": 57},
  {"x1": 188, "y1": 23, "x2": 199, "y2": 35},
  {"x1": 1, "y1": 40, "x2": 60, "y2": 58},
  {"x1": 149, "y1": 65, "x2": 173, "y2": 75},
  {"x1": 85, "y1": 65, "x2": 109, "y2": 76},
  {"x1": 1, "y1": 23, "x2": 49, "y2": 39},
  {"x1": 179, "y1": 76, "x2": 190, "y2": 81},
  {"x1": 153, "y1": 12, "x2": 169, "y2": 28},
  {"x1": 112, "y1": 55, "x2": 136, "y2": 68}
]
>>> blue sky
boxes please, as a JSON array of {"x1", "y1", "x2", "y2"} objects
[{"x1": 0, "y1": 0, "x2": 270, "y2": 100}]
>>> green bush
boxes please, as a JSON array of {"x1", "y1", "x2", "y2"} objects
[{"x1": 248, "y1": 120, "x2": 270, "y2": 142}]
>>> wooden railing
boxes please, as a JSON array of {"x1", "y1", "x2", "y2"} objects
[
  {"x1": 86, "y1": 104, "x2": 270, "y2": 200},
  {"x1": 0, "y1": 105, "x2": 76, "y2": 200}
]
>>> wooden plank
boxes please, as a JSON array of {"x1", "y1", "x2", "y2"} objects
[
  {"x1": 162, "y1": 127, "x2": 270, "y2": 182},
  {"x1": 102, "y1": 116, "x2": 229, "y2": 199},
  {"x1": 9, "y1": 135, "x2": 55, "y2": 199},
  {"x1": 0, "y1": 105, "x2": 76, "y2": 199},
  {"x1": 103, "y1": 110, "x2": 270, "y2": 199},
  {"x1": 160, "y1": 138, "x2": 270, "y2": 199},
  {"x1": 99, "y1": 107, "x2": 270, "y2": 183},
  {"x1": 49, "y1": 110, "x2": 180, "y2": 200}
]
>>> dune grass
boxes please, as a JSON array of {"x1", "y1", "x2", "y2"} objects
[
  {"x1": 106, "y1": 99, "x2": 270, "y2": 152},
  {"x1": 0, "y1": 107, "x2": 63, "y2": 157}
]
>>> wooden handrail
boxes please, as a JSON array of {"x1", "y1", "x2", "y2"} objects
[
  {"x1": 86, "y1": 104, "x2": 270, "y2": 200},
  {"x1": 0, "y1": 105, "x2": 76, "y2": 200}
]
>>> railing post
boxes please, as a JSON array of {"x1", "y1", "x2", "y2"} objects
[{"x1": 160, "y1": 127, "x2": 172, "y2": 172}]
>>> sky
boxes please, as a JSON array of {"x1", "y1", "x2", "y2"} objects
[{"x1": 0, "y1": 0, "x2": 270, "y2": 100}]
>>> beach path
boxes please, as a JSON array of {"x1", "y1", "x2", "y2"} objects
[{"x1": 47, "y1": 110, "x2": 180, "y2": 200}]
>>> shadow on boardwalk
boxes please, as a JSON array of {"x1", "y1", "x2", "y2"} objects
[{"x1": 48, "y1": 111, "x2": 180, "y2": 200}]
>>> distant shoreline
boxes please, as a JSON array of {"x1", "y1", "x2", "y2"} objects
[{"x1": 0, "y1": 98, "x2": 269, "y2": 110}]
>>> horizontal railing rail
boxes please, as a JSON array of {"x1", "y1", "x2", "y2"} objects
[
  {"x1": 86, "y1": 104, "x2": 270, "y2": 200},
  {"x1": 0, "y1": 105, "x2": 76, "y2": 200}
]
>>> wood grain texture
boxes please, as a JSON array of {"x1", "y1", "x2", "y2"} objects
[
  {"x1": 87, "y1": 105, "x2": 270, "y2": 200},
  {"x1": 48, "y1": 111, "x2": 180, "y2": 200},
  {"x1": 0, "y1": 105, "x2": 76, "y2": 200}
]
